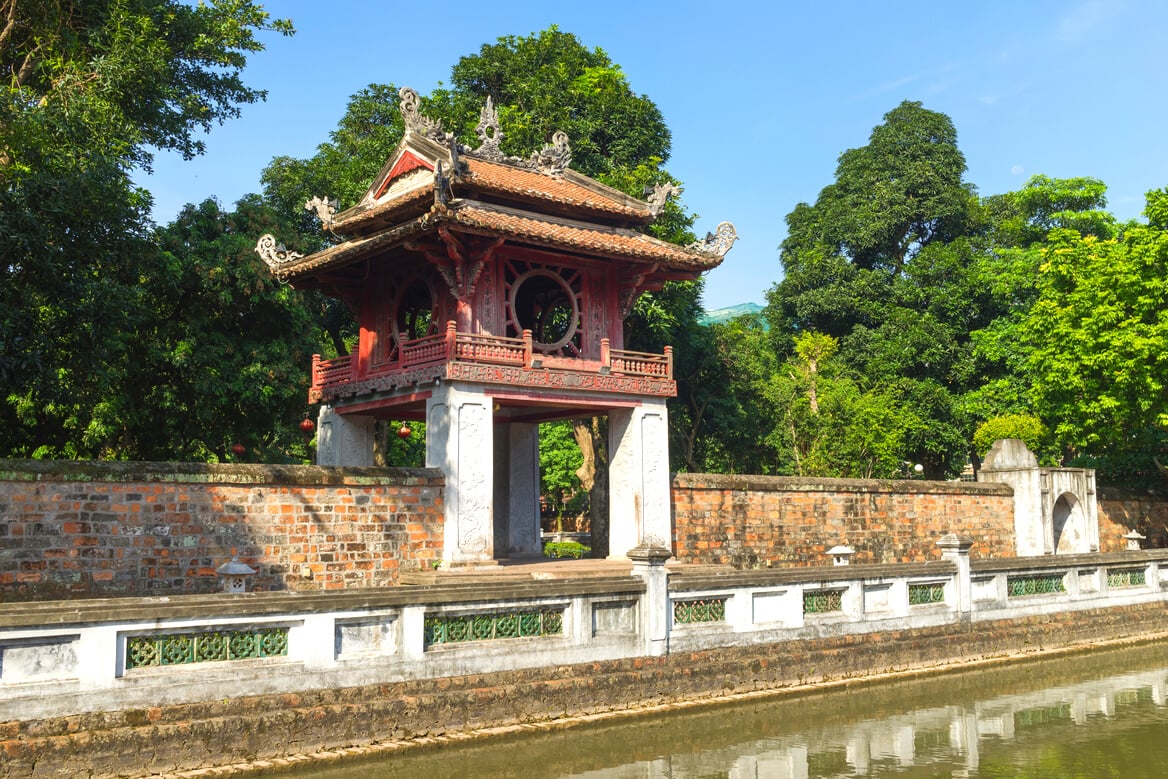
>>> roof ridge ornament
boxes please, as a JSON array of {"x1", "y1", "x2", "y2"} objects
[
  {"x1": 255, "y1": 234, "x2": 304, "y2": 268},
  {"x1": 530, "y1": 130, "x2": 571, "y2": 177},
  {"x1": 474, "y1": 96, "x2": 504, "y2": 162},
  {"x1": 647, "y1": 182, "x2": 682, "y2": 217},
  {"x1": 399, "y1": 86, "x2": 447, "y2": 142},
  {"x1": 689, "y1": 221, "x2": 738, "y2": 258},
  {"x1": 304, "y1": 195, "x2": 338, "y2": 230}
]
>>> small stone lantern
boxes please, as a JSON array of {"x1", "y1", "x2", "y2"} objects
[
  {"x1": 215, "y1": 557, "x2": 257, "y2": 593},
  {"x1": 1123, "y1": 530, "x2": 1146, "y2": 551},
  {"x1": 827, "y1": 545, "x2": 855, "y2": 566}
]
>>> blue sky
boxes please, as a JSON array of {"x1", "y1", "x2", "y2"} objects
[{"x1": 140, "y1": 0, "x2": 1168, "y2": 310}]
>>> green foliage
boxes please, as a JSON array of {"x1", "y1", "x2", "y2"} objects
[
  {"x1": 427, "y1": 27, "x2": 671, "y2": 179},
  {"x1": 0, "y1": 0, "x2": 290, "y2": 459},
  {"x1": 765, "y1": 333, "x2": 925, "y2": 478},
  {"x1": 766, "y1": 102, "x2": 986, "y2": 478},
  {"x1": 1014, "y1": 192, "x2": 1168, "y2": 482},
  {"x1": 539, "y1": 421, "x2": 588, "y2": 529},
  {"x1": 685, "y1": 314, "x2": 778, "y2": 474},
  {"x1": 543, "y1": 541, "x2": 590, "y2": 559},
  {"x1": 973, "y1": 415, "x2": 1049, "y2": 459},
  {"x1": 135, "y1": 197, "x2": 323, "y2": 461}
]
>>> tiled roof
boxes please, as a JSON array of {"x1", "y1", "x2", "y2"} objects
[
  {"x1": 461, "y1": 159, "x2": 652, "y2": 221},
  {"x1": 271, "y1": 201, "x2": 720, "y2": 282},
  {"x1": 448, "y1": 203, "x2": 718, "y2": 270}
]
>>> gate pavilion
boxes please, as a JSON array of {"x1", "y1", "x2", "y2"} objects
[{"x1": 256, "y1": 88, "x2": 735, "y2": 566}]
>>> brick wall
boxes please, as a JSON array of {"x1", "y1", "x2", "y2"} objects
[
  {"x1": 0, "y1": 460, "x2": 444, "y2": 601},
  {"x1": 672, "y1": 473, "x2": 1016, "y2": 567},
  {"x1": 1098, "y1": 489, "x2": 1168, "y2": 551}
]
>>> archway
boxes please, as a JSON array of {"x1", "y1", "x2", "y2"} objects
[{"x1": 1052, "y1": 492, "x2": 1086, "y2": 554}]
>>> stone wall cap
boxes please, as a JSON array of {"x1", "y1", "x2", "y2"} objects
[
  {"x1": 627, "y1": 545, "x2": 674, "y2": 563},
  {"x1": 671, "y1": 471, "x2": 1012, "y2": 496},
  {"x1": 0, "y1": 458, "x2": 444, "y2": 487}
]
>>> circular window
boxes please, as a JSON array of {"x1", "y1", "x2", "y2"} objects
[
  {"x1": 509, "y1": 270, "x2": 579, "y2": 351},
  {"x1": 393, "y1": 280, "x2": 435, "y2": 343}
]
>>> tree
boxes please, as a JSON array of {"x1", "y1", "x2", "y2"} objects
[
  {"x1": 766, "y1": 102, "x2": 984, "y2": 477},
  {"x1": 766, "y1": 332, "x2": 921, "y2": 479},
  {"x1": 426, "y1": 26, "x2": 671, "y2": 180},
  {"x1": 539, "y1": 421, "x2": 588, "y2": 533},
  {"x1": 0, "y1": 0, "x2": 292, "y2": 458},
  {"x1": 678, "y1": 313, "x2": 778, "y2": 474},
  {"x1": 1016, "y1": 190, "x2": 1168, "y2": 485},
  {"x1": 134, "y1": 197, "x2": 323, "y2": 462}
]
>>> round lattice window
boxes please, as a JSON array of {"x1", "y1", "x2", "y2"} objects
[
  {"x1": 508, "y1": 269, "x2": 580, "y2": 352},
  {"x1": 392, "y1": 279, "x2": 436, "y2": 343}
]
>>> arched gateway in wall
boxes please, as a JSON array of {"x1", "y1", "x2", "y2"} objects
[
  {"x1": 977, "y1": 439, "x2": 1100, "y2": 556},
  {"x1": 255, "y1": 88, "x2": 735, "y2": 566}
]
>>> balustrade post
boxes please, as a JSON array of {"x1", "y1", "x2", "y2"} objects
[
  {"x1": 936, "y1": 534, "x2": 974, "y2": 615},
  {"x1": 664, "y1": 346, "x2": 673, "y2": 380},
  {"x1": 600, "y1": 337, "x2": 611, "y2": 370},
  {"x1": 445, "y1": 320, "x2": 457, "y2": 361},
  {"x1": 311, "y1": 354, "x2": 321, "y2": 389},
  {"x1": 629, "y1": 544, "x2": 672, "y2": 657},
  {"x1": 522, "y1": 329, "x2": 533, "y2": 367}
]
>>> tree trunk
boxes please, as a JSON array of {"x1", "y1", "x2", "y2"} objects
[{"x1": 572, "y1": 416, "x2": 608, "y2": 557}]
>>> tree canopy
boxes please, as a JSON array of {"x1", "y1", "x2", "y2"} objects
[{"x1": 1, "y1": 0, "x2": 291, "y2": 458}]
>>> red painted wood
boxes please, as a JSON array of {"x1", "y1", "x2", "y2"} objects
[{"x1": 374, "y1": 151, "x2": 433, "y2": 199}]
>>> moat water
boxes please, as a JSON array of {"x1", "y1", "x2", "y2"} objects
[{"x1": 289, "y1": 641, "x2": 1168, "y2": 778}]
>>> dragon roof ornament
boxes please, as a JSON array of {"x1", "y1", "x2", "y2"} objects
[
  {"x1": 255, "y1": 234, "x2": 303, "y2": 269},
  {"x1": 689, "y1": 222, "x2": 738, "y2": 258},
  {"x1": 305, "y1": 196, "x2": 338, "y2": 230},
  {"x1": 399, "y1": 86, "x2": 448, "y2": 143},
  {"x1": 647, "y1": 182, "x2": 682, "y2": 217}
]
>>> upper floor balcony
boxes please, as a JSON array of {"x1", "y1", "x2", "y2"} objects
[{"x1": 310, "y1": 321, "x2": 676, "y2": 404}]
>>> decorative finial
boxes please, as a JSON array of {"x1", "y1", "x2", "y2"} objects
[
  {"x1": 434, "y1": 160, "x2": 452, "y2": 207},
  {"x1": 398, "y1": 86, "x2": 445, "y2": 142},
  {"x1": 304, "y1": 196, "x2": 338, "y2": 230},
  {"x1": 255, "y1": 235, "x2": 303, "y2": 268},
  {"x1": 530, "y1": 130, "x2": 571, "y2": 176},
  {"x1": 474, "y1": 96, "x2": 504, "y2": 162},
  {"x1": 647, "y1": 182, "x2": 682, "y2": 216},
  {"x1": 689, "y1": 222, "x2": 738, "y2": 258}
]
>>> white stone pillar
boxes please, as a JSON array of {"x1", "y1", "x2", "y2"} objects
[
  {"x1": 426, "y1": 384, "x2": 494, "y2": 564},
  {"x1": 608, "y1": 399, "x2": 671, "y2": 557},
  {"x1": 315, "y1": 405, "x2": 374, "y2": 466},
  {"x1": 506, "y1": 422, "x2": 542, "y2": 557},
  {"x1": 937, "y1": 533, "x2": 973, "y2": 615},
  {"x1": 629, "y1": 544, "x2": 672, "y2": 657}
]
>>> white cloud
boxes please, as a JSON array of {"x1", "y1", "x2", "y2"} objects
[{"x1": 1011, "y1": 165, "x2": 1025, "y2": 176}]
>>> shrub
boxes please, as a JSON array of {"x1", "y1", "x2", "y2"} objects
[
  {"x1": 973, "y1": 414, "x2": 1051, "y2": 461},
  {"x1": 543, "y1": 541, "x2": 591, "y2": 559}
]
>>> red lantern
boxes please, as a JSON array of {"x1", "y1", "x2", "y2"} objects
[
  {"x1": 231, "y1": 443, "x2": 246, "y2": 456},
  {"x1": 299, "y1": 418, "x2": 315, "y2": 434},
  {"x1": 397, "y1": 424, "x2": 412, "y2": 439}
]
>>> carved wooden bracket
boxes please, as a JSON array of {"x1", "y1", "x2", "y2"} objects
[
  {"x1": 617, "y1": 264, "x2": 659, "y2": 318},
  {"x1": 408, "y1": 231, "x2": 504, "y2": 302}
]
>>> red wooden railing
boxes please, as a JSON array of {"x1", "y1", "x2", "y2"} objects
[{"x1": 310, "y1": 322, "x2": 673, "y2": 397}]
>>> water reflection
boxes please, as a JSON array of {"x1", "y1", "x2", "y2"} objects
[{"x1": 290, "y1": 642, "x2": 1168, "y2": 778}]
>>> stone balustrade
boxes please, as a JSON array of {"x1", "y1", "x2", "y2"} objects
[{"x1": 5, "y1": 542, "x2": 1168, "y2": 724}]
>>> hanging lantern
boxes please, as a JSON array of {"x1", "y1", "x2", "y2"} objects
[
  {"x1": 397, "y1": 424, "x2": 412, "y2": 439},
  {"x1": 299, "y1": 417, "x2": 315, "y2": 434},
  {"x1": 231, "y1": 443, "x2": 246, "y2": 457}
]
